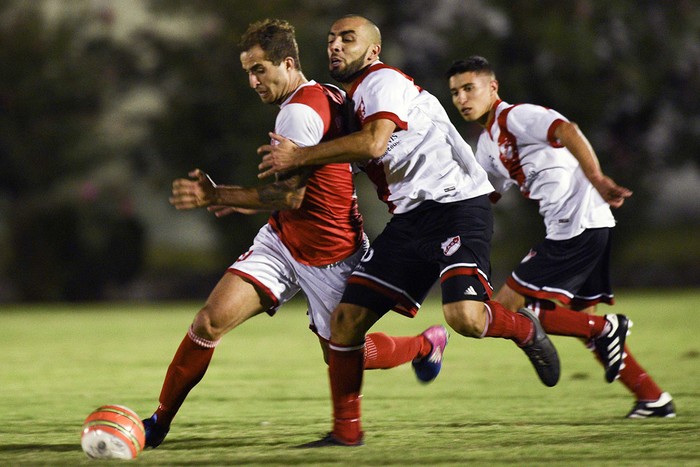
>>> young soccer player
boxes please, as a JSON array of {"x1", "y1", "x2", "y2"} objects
[{"x1": 446, "y1": 55, "x2": 674, "y2": 419}]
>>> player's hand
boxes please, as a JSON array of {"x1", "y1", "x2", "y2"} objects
[
  {"x1": 170, "y1": 169, "x2": 217, "y2": 210},
  {"x1": 591, "y1": 175, "x2": 633, "y2": 208},
  {"x1": 207, "y1": 205, "x2": 261, "y2": 217},
  {"x1": 257, "y1": 133, "x2": 301, "y2": 179}
]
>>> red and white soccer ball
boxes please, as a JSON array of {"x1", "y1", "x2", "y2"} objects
[{"x1": 81, "y1": 405, "x2": 146, "y2": 460}]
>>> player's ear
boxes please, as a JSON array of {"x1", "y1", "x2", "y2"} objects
[
  {"x1": 284, "y1": 56, "x2": 296, "y2": 71},
  {"x1": 368, "y1": 43, "x2": 381, "y2": 62},
  {"x1": 490, "y1": 79, "x2": 499, "y2": 94}
]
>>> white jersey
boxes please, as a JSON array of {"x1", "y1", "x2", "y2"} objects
[
  {"x1": 349, "y1": 62, "x2": 493, "y2": 214},
  {"x1": 475, "y1": 100, "x2": 615, "y2": 240}
]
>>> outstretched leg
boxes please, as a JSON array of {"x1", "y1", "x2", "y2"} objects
[{"x1": 144, "y1": 273, "x2": 270, "y2": 448}]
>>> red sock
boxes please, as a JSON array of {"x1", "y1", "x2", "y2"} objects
[
  {"x1": 483, "y1": 300, "x2": 532, "y2": 345},
  {"x1": 533, "y1": 300, "x2": 606, "y2": 339},
  {"x1": 154, "y1": 326, "x2": 218, "y2": 427},
  {"x1": 587, "y1": 342, "x2": 662, "y2": 401},
  {"x1": 329, "y1": 344, "x2": 364, "y2": 444},
  {"x1": 617, "y1": 345, "x2": 663, "y2": 401},
  {"x1": 364, "y1": 332, "x2": 429, "y2": 369}
]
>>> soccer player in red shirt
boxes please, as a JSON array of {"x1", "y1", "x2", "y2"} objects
[{"x1": 141, "y1": 19, "x2": 449, "y2": 449}]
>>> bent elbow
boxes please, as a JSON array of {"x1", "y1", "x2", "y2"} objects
[{"x1": 366, "y1": 140, "x2": 387, "y2": 159}]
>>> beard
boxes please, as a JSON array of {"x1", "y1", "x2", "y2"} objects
[{"x1": 330, "y1": 51, "x2": 370, "y2": 83}]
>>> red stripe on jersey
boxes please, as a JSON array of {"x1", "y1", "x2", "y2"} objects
[
  {"x1": 364, "y1": 111, "x2": 408, "y2": 131},
  {"x1": 496, "y1": 105, "x2": 529, "y2": 197},
  {"x1": 361, "y1": 160, "x2": 395, "y2": 213},
  {"x1": 269, "y1": 83, "x2": 364, "y2": 266},
  {"x1": 547, "y1": 118, "x2": 567, "y2": 148},
  {"x1": 347, "y1": 62, "x2": 422, "y2": 100}
]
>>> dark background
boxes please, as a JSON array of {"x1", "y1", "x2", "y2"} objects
[{"x1": 1, "y1": 0, "x2": 698, "y2": 302}]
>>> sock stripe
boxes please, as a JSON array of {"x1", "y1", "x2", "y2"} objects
[
  {"x1": 329, "y1": 342, "x2": 365, "y2": 352},
  {"x1": 480, "y1": 302, "x2": 492, "y2": 338},
  {"x1": 187, "y1": 325, "x2": 220, "y2": 348}
]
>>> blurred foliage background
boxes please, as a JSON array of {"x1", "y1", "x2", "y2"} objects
[{"x1": 1, "y1": 0, "x2": 698, "y2": 302}]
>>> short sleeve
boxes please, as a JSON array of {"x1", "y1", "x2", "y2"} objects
[
  {"x1": 358, "y1": 68, "x2": 411, "y2": 130},
  {"x1": 275, "y1": 103, "x2": 325, "y2": 148},
  {"x1": 506, "y1": 104, "x2": 569, "y2": 147}
]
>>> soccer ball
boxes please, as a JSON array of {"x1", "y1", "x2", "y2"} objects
[{"x1": 80, "y1": 405, "x2": 146, "y2": 460}]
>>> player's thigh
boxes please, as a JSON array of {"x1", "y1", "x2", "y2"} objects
[
  {"x1": 493, "y1": 283, "x2": 526, "y2": 312},
  {"x1": 194, "y1": 273, "x2": 272, "y2": 338},
  {"x1": 297, "y1": 245, "x2": 364, "y2": 341}
]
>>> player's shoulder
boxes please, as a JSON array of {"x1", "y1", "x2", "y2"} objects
[
  {"x1": 288, "y1": 81, "x2": 344, "y2": 110},
  {"x1": 368, "y1": 63, "x2": 412, "y2": 83},
  {"x1": 354, "y1": 62, "x2": 413, "y2": 92}
]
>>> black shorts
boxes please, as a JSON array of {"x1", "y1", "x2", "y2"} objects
[
  {"x1": 506, "y1": 227, "x2": 614, "y2": 308},
  {"x1": 341, "y1": 196, "x2": 494, "y2": 317}
]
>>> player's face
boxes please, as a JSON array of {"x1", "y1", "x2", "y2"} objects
[
  {"x1": 449, "y1": 71, "x2": 498, "y2": 125},
  {"x1": 240, "y1": 45, "x2": 291, "y2": 105},
  {"x1": 327, "y1": 17, "x2": 379, "y2": 83}
]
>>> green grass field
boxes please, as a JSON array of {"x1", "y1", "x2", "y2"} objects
[{"x1": 1, "y1": 290, "x2": 698, "y2": 466}]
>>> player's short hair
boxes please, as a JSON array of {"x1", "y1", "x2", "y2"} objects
[
  {"x1": 336, "y1": 14, "x2": 382, "y2": 45},
  {"x1": 239, "y1": 19, "x2": 301, "y2": 69},
  {"x1": 445, "y1": 55, "x2": 495, "y2": 79}
]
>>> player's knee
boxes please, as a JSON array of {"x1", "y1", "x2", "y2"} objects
[
  {"x1": 443, "y1": 301, "x2": 486, "y2": 337},
  {"x1": 192, "y1": 305, "x2": 228, "y2": 341},
  {"x1": 330, "y1": 304, "x2": 375, "y2": 345}
]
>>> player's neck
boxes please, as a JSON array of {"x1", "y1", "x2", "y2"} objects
[
  {"x1": 479, "y1": 98, "x2": 500, "y2": 128},
  {"x1": 282, "y1": 72, "x2": 309, "y2": 102}
]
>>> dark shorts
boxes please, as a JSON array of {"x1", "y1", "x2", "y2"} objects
[
  {"x1": 506, "y1": 227, "x2": 614, "y2": 308},
  {"x1": 341, "y1": 196, "x2": 494, "y2": 317}
]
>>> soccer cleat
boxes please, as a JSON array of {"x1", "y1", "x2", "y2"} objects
[
  {"x1": 626, "y1": 392, "x2": 676, "y2": 419},
  {"x1": 412, "y1": 325, "x2": 449, "y2": 383},
  {"x1": 594, "y1": 314, "x2": 631, "y2": 383},
  {"x1": 517, "y1": 307, "x2": 560, "y2": 387},
  {"x1": 142, "y1": 414, "x2": 170, "y2": 449},
  {"x1": 296, "y1": 433, "x2": 364, "y2": 448}
]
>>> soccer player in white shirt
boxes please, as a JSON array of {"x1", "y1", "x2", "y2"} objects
[
  {"x1": 140, "y1": 19, "x2": 451, "y2": 449},
  {"x1": 447, "y1": 55, "x2": 674, "y2": 419},
  {"x1": 258, "y1": 15, "x2": 561, "y2": 446}
]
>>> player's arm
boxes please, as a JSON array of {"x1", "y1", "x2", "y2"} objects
[
  {"x1": 554, "y1": 121, "x2": 632, "y2": 208},
  {"x1": 170, "y1": 168, "x2": 310, "y2": 214},
  {"x1": 257, "y1": 118, "x2": 395, "y2": 178}
]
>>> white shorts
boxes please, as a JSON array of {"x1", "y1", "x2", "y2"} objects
[{"x1": 229, "y1": 223, "x2": 367, "y2": 340}]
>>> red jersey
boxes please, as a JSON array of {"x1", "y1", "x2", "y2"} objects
[{"x1": 267, "y1": 82, "x2": 364, "y2": 266}]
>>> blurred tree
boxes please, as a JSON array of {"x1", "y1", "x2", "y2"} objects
[
  {"x1": 0, "y1": 2, "x2": 146, "y2": 300},
  {"x1": 1, "y1": 0, "x2": 697, "y2": 301}
]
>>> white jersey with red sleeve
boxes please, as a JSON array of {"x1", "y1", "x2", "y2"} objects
[
  {"x1": 348, "y1": 62, "x2": 493, "y2": 214},
  {"x1": 267, "y1": 81, "x2": 363, "y2": 266},
  {"x1": 475, "y1": 100, "x2": 615, "y2": 240}
]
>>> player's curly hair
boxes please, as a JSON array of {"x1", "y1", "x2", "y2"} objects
[
  {"x1": 445, "y1": 55, "x2": 495, "y2": 79},
  {"x1": 239, "y1": 19, "x2": 301, "y2": 69}
]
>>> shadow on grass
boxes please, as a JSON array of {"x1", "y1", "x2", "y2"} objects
[{"x1": 0, "y1": 443, "x2": 78, "y2": 453}]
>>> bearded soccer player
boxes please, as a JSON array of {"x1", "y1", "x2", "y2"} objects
[
  {"x1": 446, "y1": 55, "x2": 674, "y2": 419},
  {"x1": 258, "y1": 15, "x2": 561, "y2": 447},
  {"x1": 140, "y1": 19, "x2": 449, "y2": 449}
]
